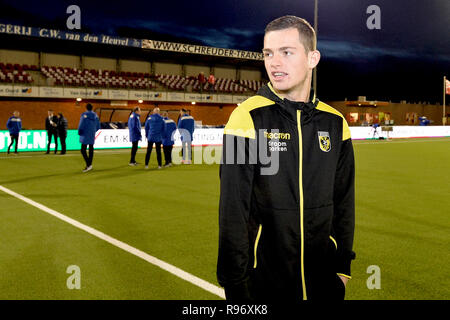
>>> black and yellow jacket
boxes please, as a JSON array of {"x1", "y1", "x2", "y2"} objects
[{"x1": 217, "y1": 83, "x2": 355, "y2": 301}]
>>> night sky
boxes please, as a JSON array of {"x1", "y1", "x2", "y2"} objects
[{"x1": 0, "y1": 0, "x2": 449, "y2": 102}]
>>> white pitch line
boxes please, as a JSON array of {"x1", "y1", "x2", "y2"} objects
[
  {"x1": 0, "y1": 185, "x2": 225, "y2": 299},
  {"x1": 353, "y1": 137, "x2": 450, "y2": 145}
]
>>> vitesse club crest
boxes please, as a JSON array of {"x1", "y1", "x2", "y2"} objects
[{"x1": 318, "y1": 131, "x2": 331, "y2": 152}]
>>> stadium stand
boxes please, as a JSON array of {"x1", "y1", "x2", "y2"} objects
[
  {"x1": 0, "y1": 63, "x2": 34, "y2": 84},
  {"x1": 239, "y1": 79, "x2": 264, "y2": 92},
  {"x1": 0, "y1": 62, "x2": 257, "y2": 93},
  {"x1": 41, "y1": 66, "x2": 155, "y2": 89},
  {"x1": 154, "y1": 74, "x2": 249, "y2": 93}
]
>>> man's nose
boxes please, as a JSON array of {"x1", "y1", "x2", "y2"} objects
[{"x1": 270, "y1": 53, "x2": 282, "y2": 68}]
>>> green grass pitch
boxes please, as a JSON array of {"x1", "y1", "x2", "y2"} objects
[{"x1": 0, "y1": 138, "x2": 449, "y2": 300}]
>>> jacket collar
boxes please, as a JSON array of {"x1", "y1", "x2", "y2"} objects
[{"x1": 257, "y1": 82, "x2": 319, "y2": 123}]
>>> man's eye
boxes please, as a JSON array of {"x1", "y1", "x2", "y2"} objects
[
  {"x1": 284, "y1": 51, "x2": 292, "y2": 56},
  {"x1": 264, "y1": 52, "x2": 273, "y2": 57}
]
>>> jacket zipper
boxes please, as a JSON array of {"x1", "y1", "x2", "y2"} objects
[
  {"x1": 253, "y1": 224, "x2": 262, "y2": 269},
  {"x1": 297, "y1": 110, "x2": 307, "y2": 300}
]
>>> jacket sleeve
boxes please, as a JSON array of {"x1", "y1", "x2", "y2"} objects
[
  {"x1": 144, "y1": 119, "x2": 149, "y2": 138},
  {"x1": 78, "y1": 116, "x2": 84, "y2": 135},
  {"x1": 333, "y1": 126, "x2": 356, "y2": 278},
  {"x1": 217, "y1": 133, "x2": 256, "y2": 301},
  {"x1": 133, "y1": 116, "x2": 141, "y2": 139},
  {"x1": 6, "y1": 118, "x2": 11, "y2": 130}
]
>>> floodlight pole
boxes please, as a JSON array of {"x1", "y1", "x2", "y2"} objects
[
  {"x1": 313, "y1": 0, "x2": 318, "y2": 95},
  {"x1": 444, "y1": 76, "x2": 447, "y2": 126}
]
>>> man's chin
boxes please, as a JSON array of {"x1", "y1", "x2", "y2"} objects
[{"x1": 271, "y1": 84, "x2": 290, "y2": 94}]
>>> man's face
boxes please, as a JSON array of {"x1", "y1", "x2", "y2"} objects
[
  {"x1": 13, "y1": 111, "x2": 20, "y2": 117},
  {"x1": 263, "y1": 28, "x2": 319, "y2": 96},
  {"x1": 48, "y1": 111, "x2": 53, "y2": 117}
]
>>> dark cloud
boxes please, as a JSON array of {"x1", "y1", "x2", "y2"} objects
[{"x1": 0, "y1": 0, "x2": 448, "y2": 101}]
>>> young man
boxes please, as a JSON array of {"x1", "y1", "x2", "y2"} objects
[
  {"x1": 162, "y1": 111, "x2": 177, "y2": 167},
  {"x1": 6, "y1": 111, "x2": 22, "y2": 154},
  {"x1": 77, "y1": 103, "x2": 100, "y2": 172},
  {"x1": 144, "y1": 107, "x2": 165, "y2": 169},
  {"x1": 45, "y1": 109, "x2": 59, "y2": 154},
  {"x1": 128, "y1": 107, "x2": 142, "y2": 166},
  {"x1": 177, "y1": 109, "x2": 195, "y2": 164},
  {"x1": 217, "y1": 16, "x2": 355, "y2": 301},
  {"x1": 57, "y1": 113, "x2": 68, "y2": 155}
]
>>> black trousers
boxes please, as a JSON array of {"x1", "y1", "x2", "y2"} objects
[
  {"x1": 59, "y1": 134, "x2": 67, "y2": 154},
  {"x1": 47, "y1": 131, "x2": 58, "y2": 153},
  {"x1": 130, "y1": 141, "x2": 139, "y2": 163},
  {"x1": 145, "y1": 141, "x2": 162, "y2": 166},
  {"x1": 8, "y1": 134, "x2": 19, "y2": 153},
  {"x1": 163, "y1": 145, "x2": 173, "y2": 165},
  {"x1": 81, "y1": 144, "x2": 94, "y2": 167}
]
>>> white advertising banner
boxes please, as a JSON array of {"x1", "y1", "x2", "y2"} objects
[
  {"x1": 108, "y1": 89, "x2": 129, "y2": 100},
  {"x1": 349, "y1": 126, "x2": 450, "y2": 140},
  {"x1": 63, "y1": 87, "x2": 86, "y2": 98},
  {"x1": 166, "y1": 91, "x2": 185, "y2": 102},
  {"x1": 93, "y1": 126, "x2": 450, "y2": 149},
  {"x1": 39, "y1": 86, "x2": 64, "y2": 98},
  {"x1": 94, "y1": 128, "x2": 224, "y2": 149},
  {"x1": 148, "y1": 91, "x2": 167, "y2": 101},
  {"x1": 0, "y1": 85, "x2": 246, "y2": 104},
  {"x1": 232, "y1": 95, "x2": 248, "y2": 104},
  {"x1": 217, "y1": 94, "x2": 234, "y2": 104},
  {"x1": 0, "y1": 85, "x2": 40, "y2": 97},
  {"x1": 85, "y1": 88, "x2": 107, "y2": 99},
  {"x1": 0, "y1": 85, "x2": 13, "y2": 96}
]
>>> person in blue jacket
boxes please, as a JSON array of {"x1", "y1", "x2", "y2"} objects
[
  {"x1": 177, "y1": 109, "x2": 195, "y2": 164},
  {"x1": 162, "y1": 111, "x2": 177, "y2": 167},
  {"x1": 78, "y1": 103, "x2": 100, "y2": 172},
  {"x1": 128, "y1": 106, "x2": 142, "y2": 166},
  {"x1": 6, "y1": 111, "x2": 22, "y2": 154},
  {"x1": 144, "y1": 107, "x2": 165, "y2": 169}
]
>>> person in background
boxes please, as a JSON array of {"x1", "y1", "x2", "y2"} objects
[
  {"x1": 144, "y1": 107, "x2": 165, "y2": 169},
  {"x1": 128, "y1": 106, "x2": 142, "y2": 166},
  {"x1": 45, "y1": 109, "x2": 59, "y2": 154},
  {"x1": 208, "y1": 73, "x2": 216, "y2": 93},
  {"x1": 198, "y1": 72, "x2": 206, "y2": 93},
  {"x1": 162, "y1": 111, "x2": 177, "y2": 167},
  {"x1": 77, "y1": 103, "x2": 100, "y2": 173},
  {"x1": 178, "y1": 109, "x2": 195, "y2": 164},
  {"x1": 6, "y1": 110, "x2": 22, "y2": 155},
  {"x1": 419, "y1": 116, "x2": 430, "y2": 126},
  {"x1": 57, "y1": 113, "x2": 68, "y2": 155}
]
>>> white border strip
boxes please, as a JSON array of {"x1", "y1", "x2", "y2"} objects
[{"x1": 0, "y1": 185, "x2": 225, "y2": 299}]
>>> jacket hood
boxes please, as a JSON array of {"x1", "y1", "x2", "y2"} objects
[
  {"x1": 83, "y1": 111, "x2": 97, "y2": 120},
  {"x1": 257, "y1": 83, "x2": 319, "y2": 124}
]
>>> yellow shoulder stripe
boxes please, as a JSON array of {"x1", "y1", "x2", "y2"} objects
[
  {"x1": 316, "y1": 102, "x2": 351, "y2": 141},
  {"x1": 224, "y1": 95, "x2": 274, "y2": 139}
]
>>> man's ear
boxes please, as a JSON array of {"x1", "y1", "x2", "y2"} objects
[{"x1": 308, "y1": 50, "x2": 321, "y2": 69}]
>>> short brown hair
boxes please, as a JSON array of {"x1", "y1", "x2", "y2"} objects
[{"x1": 265, "y1": 15, "x2": 316, "y2": 53}]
